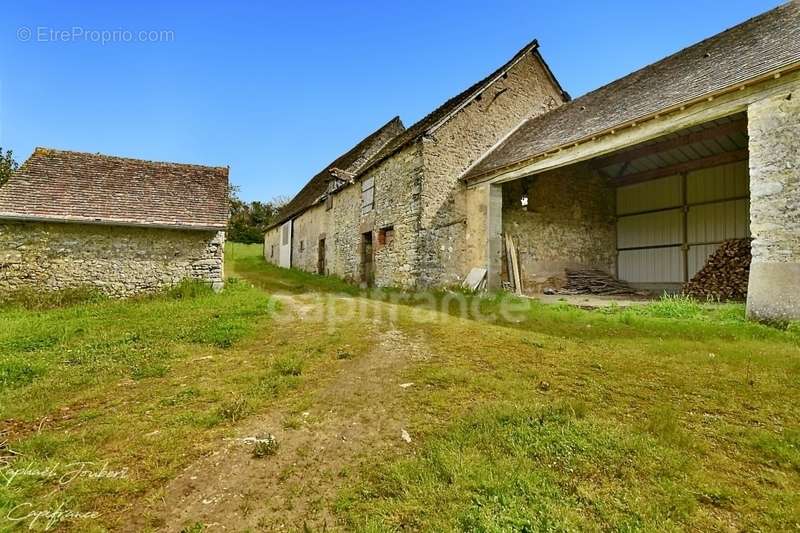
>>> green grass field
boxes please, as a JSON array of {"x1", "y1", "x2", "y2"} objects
[{"x1": 1, "y1": 243, "x2": 798, "y2": 531}]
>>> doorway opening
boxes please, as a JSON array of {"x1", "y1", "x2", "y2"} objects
[
  {"x1": 318, "y1": 238, "x2": 326, "y2": 275},
  {"x1": 361, "y1": 231, "x2": 374, "y2": 286}
]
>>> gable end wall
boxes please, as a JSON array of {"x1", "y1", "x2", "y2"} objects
[
  {"x1": 263, "y1": 50, "x2": 566, "y2": 290},
  {"x1": 417, "y1": 51, "x2": 566, "y2": 287}
]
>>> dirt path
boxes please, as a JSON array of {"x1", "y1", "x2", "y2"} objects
[{"x1": 130, "y1": 292, "x2": 430, "y2": 532}]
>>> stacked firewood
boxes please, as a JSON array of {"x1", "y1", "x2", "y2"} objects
[
  {"x1": 551, "y1": 269, "x2": 645, "y2": 296},
  {"x1": 683, "y1": 239, "x2": 751, "y2": 301}
]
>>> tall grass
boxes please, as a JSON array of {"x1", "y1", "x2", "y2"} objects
[{"x1": 0, "y1": 286, "x2": 104, "y2": 310}]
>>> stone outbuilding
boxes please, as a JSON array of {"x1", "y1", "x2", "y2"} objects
[
  {"x1": 0, "y1": 148, "x2": 229, "y2": 297},
  {"x1": 267, "y1": 2, "x2": 800, "y2": 321}
]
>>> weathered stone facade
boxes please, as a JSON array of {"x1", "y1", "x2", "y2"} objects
[
  {"x1": 501, "y1": 163, "x2": 616, "y2": 291},
  {"x1": 266, "y1": 48, "x2": 566, "y2": 290},
  {"x1": 746, "y1": 83, "x2": 800, "y2": 320},
  {"x1": 0, "y1": 222, "x2": 224, "y2": 297},
  {"x1": 265, "y1": 144, "x2": 423, "y2": 287},
  {"x1": 419, "y1": 51, "x2": 565, "y2": 287}
]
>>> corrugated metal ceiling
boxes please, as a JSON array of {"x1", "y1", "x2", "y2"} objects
[{"x1": 596, "y1": 112, "x2": 748, "y2": 182}]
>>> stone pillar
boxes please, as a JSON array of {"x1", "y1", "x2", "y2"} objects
[
  {"x1": 746, "y1": 87, "x2": 800, "y2": 321},
  {"x1": 464, "y1": 182, "x2": 503, "y2": 289},
  {"x1": 486, "y1": 183, "x2": 504, "y2": 289}
]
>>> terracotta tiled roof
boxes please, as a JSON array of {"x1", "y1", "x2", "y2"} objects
[
  {"x1": 271, "y1": 116, "x2": 405, "y2": 228},
  {"x1": 0, "y1": 148, "x2": 229, "y2": 230},
  {"x1": 465, "y1": 2, "x2": 800, "y2": 180}
]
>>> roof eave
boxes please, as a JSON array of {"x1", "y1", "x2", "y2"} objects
[
  {"x1": 354, "y1": 39, "x2": 556, "y2": 181},
  {"x1": 464, "y1": 61, "x2": 800, "y2": 183},
  {"x1": 0, "y1": 213, "x2": 227, "y2": 232}
]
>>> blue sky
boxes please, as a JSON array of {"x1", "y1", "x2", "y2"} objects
[{"x1": 1, "y1": 0, "x2": 782, "y2": 202}]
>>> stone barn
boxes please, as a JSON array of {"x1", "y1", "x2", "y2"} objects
[
  {"x1": 264, "y1": 39, "x2": 569, "y2": 288},
  {"x1": 0, "y1": 148, "x2": 229, "y2": 297},
  {"x1": 267, "y1": 2, "x2": 799, "y2": 321},
  {"x1": 463, "y1": 3, "x2": 800, "y2": 322}
]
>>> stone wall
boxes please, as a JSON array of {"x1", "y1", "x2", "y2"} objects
[
  {"x1": 501, "y1": 163, "x2": 617, "y2": 292},
  {"x1": 289, "y1": 203, "x2": 332, "y2": 275},
  {"x1": 419, "y1": 51, "x2": 566, "y2": 287},
  {"x1": 329, "y1": 177, "x2": 364, "y2": 282},
  {"x1": 263, "y1": 144, "x2": 424, "y2": 289},
  {"x1": 746, "y1": 83, "x2": 800, "y2": 320},
  {"x1": 264, "y1": 226, "x2": 281, "y2": 265},
  {"x1": 321, "y1": 146, "x2": 422, "y2": 288},
  {"x1": 364, "y1": 145, "x2": 424, "y2": 288},
  {"x1": 0, "y1": 221, "x2": 224, "y2": 297},
  {"x1": 263, "y1": 49, "x2": 564, "y2": 290}
]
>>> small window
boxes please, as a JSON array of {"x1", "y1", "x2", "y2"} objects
[
  {"x1": 282, "y1": 224, "x2": 290, "y2": 245},
  {"x1": 361, "y1": 177, "x2": 375, "y2": 214},
  {"x1": 378, "y1": 225, "x2": 395, "y2": 246},
  {"x1": 270, "y1": 245, "x2": 275, "y2": 258},
  {"x1": 326, "y1": 195, "x2": 333, "y2": 211},
  {"x1": 299, "y1": 240, "x2": 305, "y2": 253}
]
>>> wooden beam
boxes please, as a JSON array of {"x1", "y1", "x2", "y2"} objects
[
  {"x1": 615, "y1": 149, "x2": 748, "y2": 187},
  {"x1": 616, "y1": 160, "x2": 631, "y2": 179},
  {"x1": 593, "y1": 118, "x2": 746, "y2": 169}
]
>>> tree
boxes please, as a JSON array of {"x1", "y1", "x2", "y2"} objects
[
  {"x1": 0, "y1": 147, "x2": 18, "y2": 187},
  {"x1": 227, "y1": 185, "x2": 286, "y2": 244}
]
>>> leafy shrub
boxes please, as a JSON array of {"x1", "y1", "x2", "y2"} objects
[{"x1": 252, "y1": 434, "x2": 280, "y2": 458}]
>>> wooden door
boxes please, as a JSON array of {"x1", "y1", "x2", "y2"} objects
[{"x1": 361, "y1": 232, "x2": 374, "y2": 286}]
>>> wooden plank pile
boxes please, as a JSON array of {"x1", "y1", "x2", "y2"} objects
[
  {"x1": 683, "y1": 238, "x2": 751, "y2": 301},
  {"x1": 549, "y1": 269, "x2": 645, "y2": 296}
]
